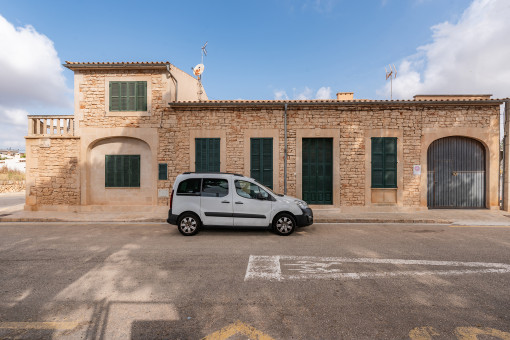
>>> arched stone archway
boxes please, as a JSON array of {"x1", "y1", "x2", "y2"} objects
[
  {"x1": 86, "y1": 137, "x2": 154, "y2": 205},
  {"x1": 427, "y1": 136, "x2": 486, "y2": 208}
]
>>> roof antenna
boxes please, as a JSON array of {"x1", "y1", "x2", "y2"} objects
[
  {"x1": 192, "y1": 41, "x2": 207, "y2": 101},
  {"x1": 385, "y1": 64, "x2": 397, "y2": 100}
]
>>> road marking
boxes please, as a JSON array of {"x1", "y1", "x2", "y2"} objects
[
  {"x1": 0, "y1": 322, "x2": 80, "y2": 330},
  {"x1": 409, "y1": 327, "x2": 440, "y2": 340},
  {"x1": 202, "y1": 320, "x2": 274, "y2": 340},
  {"x1": 455, "y1": 327, "x2": 510, "y2": 340},
  {"x1": 244, "y1": 255, "x2": 510, "y2": 281},
  {"x1": 450, "y1": 225, "x2": 510, "y2": 228}
]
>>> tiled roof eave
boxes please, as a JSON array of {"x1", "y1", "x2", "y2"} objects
[{"x1": 167, "y1": 99, "x2": 506, "y2": 107}]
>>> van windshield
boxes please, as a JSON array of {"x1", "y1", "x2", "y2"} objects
[{"x1": 253, "y1": 180, "x2": 284, "y2": 197}]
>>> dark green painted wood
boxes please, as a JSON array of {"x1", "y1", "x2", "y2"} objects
[
  {"x1": 109, "y1": 81, "x2": 147, "y2": 111},
  {"x1": 250, "y1": 138, "x2": 273, "y2": 189},
  {"x1": 195, "y1": 138, "x2": 220, "y2": 172},
  {"x1": 158, "y1": 163, "x2": 168, "y2": 180},
  {"x1": 371, "y1": 137, "x2": 397, "y2": 188},
  {"x1": 302, "y1": 138, "x2": 333, "y2": 204},
  {"x1": 105, "y1": 155, "x2": 140, "y2": 187}
]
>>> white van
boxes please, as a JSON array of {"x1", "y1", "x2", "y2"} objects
[{"x1": 167, "y1": 172, "x2": 313, "y2": 236}]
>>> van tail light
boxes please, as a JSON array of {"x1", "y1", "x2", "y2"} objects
[{"x1": 169, "y1": 189, "x2": 174, "y2": 210}]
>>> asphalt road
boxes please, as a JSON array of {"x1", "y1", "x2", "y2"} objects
[{"x1": 0, "y1": 222, "x2": 509, "y2": 339}]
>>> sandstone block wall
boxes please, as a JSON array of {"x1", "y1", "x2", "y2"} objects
[
  {"x1": 159, "y1": 103, "x2": 500, "y2": 208},
  {"x1": 26, "y1": 138, "x2": 80, "y2": 206}
]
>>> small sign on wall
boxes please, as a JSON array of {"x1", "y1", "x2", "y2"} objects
[
  {"x1": 158, "y1": 189, "x2": 169, "y2": 198},
  {"x1": 413, "y1": 165, "x2": 421, "y2": 176}
]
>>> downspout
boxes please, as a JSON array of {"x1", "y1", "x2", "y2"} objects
[
  {"x1": 166, "y1": 63, "x2": 178, "y2": 102},
  {"x1": 504, "y1": 100, "x2": 510, "y2": 210},
  {"x1": 284, "y1": 103, "x2": 288, "y2": 195}
]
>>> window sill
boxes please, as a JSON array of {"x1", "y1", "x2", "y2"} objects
[{"x1": 106, "y1": 111, "x2": 150, "y2": 117}]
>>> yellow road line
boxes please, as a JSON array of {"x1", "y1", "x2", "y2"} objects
[
  {"x1": 202, "y1": 320, "x2": 275, "y2": 340},
  {"x1": 450, "y1": 225, "x2": 510, "y2": 228},
  {"x1": 0, "y1": 322, "x2": 80, "y2": 330}
]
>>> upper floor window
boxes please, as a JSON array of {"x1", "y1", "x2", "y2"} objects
[{"x1": 109, "y1": 81, "x2": 147, "y2": 112}]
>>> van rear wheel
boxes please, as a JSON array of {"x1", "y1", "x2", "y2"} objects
[
  {"x1": 273, "y1": 213, "x2": 296, "y2": 236},
  {"x1": 177, "y1": 213, "x2": 201, "y2": 236}
]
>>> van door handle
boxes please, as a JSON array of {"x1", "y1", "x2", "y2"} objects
[
  {"x1": 221, "y1": 200, "x2": 230, "y2": 203},
  {"x1": 235, "y1": 201, "x2": 243, "y2": 204}
]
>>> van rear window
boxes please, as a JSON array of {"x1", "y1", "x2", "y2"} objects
[{"x1": 176, "y1": 178, "x2": 201, "y2": 195}]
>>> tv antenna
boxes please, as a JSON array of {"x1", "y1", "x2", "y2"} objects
[
  {"x1": 192, "y1": 41, "x2": 208, "y2": 101},
  {"x1": 385, "y1": 64, "x2": 397, "y2": 100}
]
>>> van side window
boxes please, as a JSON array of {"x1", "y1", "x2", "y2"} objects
[
  {"x1": 176, "y1": 178, "x2": 201, "y2": 195},
  {"x1": 235, "y1": 180, "x2": 269, "y2": 200},
  {"x1": 202, "y1": 178, "x2": 229, "y2": 197}
]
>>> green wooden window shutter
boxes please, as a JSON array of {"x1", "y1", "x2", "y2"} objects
[
  {"x1": 158, "y1": 163, "x2": 168, "y2": 180},
  {"x1": 195, "y1": 138, "x2": 220, "y2": 172},
  {"x1": 250, "y1": 138, "x2": 273, "y2": 189},
  {"x1": 105, "y1": 155, "x2": 141, "y2": 187},
  {"x1": 109, "y1": 81, "x2": 147, "y2": 111},
  {"x1": 371, "y1": 137, "x2": 397, "y2": 188}
]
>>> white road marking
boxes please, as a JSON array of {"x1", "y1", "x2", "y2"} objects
[{"x1": 244, "y1": 255, "x2": 510, "y2": 281}]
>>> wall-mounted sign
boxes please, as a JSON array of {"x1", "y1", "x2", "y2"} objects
[{"x1": 413, "y1": 165, "x2": 421, "y2": 176}]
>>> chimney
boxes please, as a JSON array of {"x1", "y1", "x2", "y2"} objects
[{"x1": 336, "y1": 92, "x2": 354, "y2": 101}]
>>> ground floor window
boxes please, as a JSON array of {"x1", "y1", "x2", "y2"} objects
[
  {"x1": 371, "y1": 137, "x2": 397, "y2": 188},
  {"x1": 250, "y1": 138, "x2": 273, "y2": 189},
  {"x1": 195, "y1": 138, "x2": 220, "y2": 172},
  {"x1": 105, "y1": 155, "x2": 140, "y2": 187}
]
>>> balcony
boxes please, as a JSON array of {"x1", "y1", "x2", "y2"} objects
[{"x1": 27, "y1": 115, "x2": 74, "y2": 137}]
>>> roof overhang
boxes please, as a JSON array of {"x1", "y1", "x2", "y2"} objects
[
  {"x1": 63, "y1": 61, "x2": 171, "y2": 71},
  {"x1": 168, "y1": 99, "x2": 506, "y2": 108}
]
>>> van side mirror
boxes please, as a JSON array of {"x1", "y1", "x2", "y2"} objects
[{"x1": 256, "y1": 192, "x2": 266, "y2": 200}]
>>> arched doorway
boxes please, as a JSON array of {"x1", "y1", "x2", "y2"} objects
[{"x1": 427, "y1": 136, "x2": 486, "y2": 208}]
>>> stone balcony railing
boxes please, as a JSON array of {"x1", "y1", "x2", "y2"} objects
[{"x1": 27, "y1": 115, "x2": 74, "y2": 137}]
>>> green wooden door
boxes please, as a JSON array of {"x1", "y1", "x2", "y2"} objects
[
  {"x1": 195, "y1": 138, "x2": 220, "y2": 172},
  {"x1": 302, "y1": 138, "x2": 333, "y2": 204},
  {"x1": 250, "y1": 138, "x2": 273, "y2": 189}
]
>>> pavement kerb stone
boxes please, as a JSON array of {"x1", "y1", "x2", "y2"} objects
[{"x1": 0, "y1": 216, "x2": 453, "y2": 224}]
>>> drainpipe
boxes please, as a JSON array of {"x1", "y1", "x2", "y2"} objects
[
  {"x1": 504, "y1": 100, "x2": 510, "y2": 210},
  {"x1": 284, "y1": 103, "x2": 288, "y2": 195},
  {"x1": 166, "y1": 63, "x2": 178, "y2": 102}
]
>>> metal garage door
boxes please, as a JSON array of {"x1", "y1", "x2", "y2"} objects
[
  {"x1": 427, "y1": 136, "x2": 486, "y2": 208},
  {"x1": 302, "y1": 138, "x2": 333, "y2": 204}
]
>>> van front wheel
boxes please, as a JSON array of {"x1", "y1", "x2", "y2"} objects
[
  {"x1": 273, "y1": 213, "x2": 296, "y2": 236},
  {"x1": 177, "y1": 213, "x2": 201, "y2": 236}
]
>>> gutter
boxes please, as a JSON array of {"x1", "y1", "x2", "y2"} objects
[{"x1": 167, "y1": 99, "x2": 506, "y2": 108}]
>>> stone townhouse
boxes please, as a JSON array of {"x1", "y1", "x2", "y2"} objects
[{"x1": 25, "y1": 61, "x2": 505, "y2": 211}]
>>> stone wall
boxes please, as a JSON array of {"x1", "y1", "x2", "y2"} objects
[
  {"x1": 0, "y1": 181, "x2": 25, "y2": 193},
  {"x1": 26, "y1": 138, "x2": 80, "y2": 206},
  {"x1": 159, "y1": 103, "x2": 500, "y2": 208}
]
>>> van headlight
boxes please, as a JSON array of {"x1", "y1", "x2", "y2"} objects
[{"x1": 294, "y1": 200, "x2": 308, "y2": 210}]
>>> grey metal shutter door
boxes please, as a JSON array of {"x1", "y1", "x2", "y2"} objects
[{"x1": 427, "y1": 136, "x2": 486, "y2": 208}]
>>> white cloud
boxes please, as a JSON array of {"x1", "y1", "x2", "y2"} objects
[
  {"x1": 274, "y1": 86, "x2": 332, "y2": 100},
  {"x1": 274, "y1": 90, "x2": 289, "y2": 100},
  {"x1": 315, "y1": 86, "x2": 332, "y2": 99},
  {"x1": 378, "y1": 0, "x2": 510, "y2": 99},
  {"x1": 0, "y1": 15, "x2": 71, "y2": 149}
]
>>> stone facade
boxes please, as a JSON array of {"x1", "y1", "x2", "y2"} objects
[
  {"x1": 24, "y1": 62, "x2": 503, "y2": 211},
  {"x1": 25, "y1": 137, "x2": 80, "y2": 209}
]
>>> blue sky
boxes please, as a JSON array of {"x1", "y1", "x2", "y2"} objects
[{"x1": 1, "y1": 0, "x2": 509, "y2": 149}]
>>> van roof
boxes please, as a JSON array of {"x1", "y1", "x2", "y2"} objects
[{"x1": 182, "y1": 172, "x2": 244, "y2": 176}]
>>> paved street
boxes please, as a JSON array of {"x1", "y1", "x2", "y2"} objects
[{"x1": 0, "y1": 222, "x2": 509, "y2": 339}]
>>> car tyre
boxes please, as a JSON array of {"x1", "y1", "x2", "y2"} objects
[
  {"x1": 177, "y1": 213, "x2": 201, "y2": 236},
  {"x1": 272, "y1": 213, "x2": 296, "y2": 236}
]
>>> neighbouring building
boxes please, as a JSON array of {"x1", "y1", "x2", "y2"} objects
[{"x1": 25, "y1": 61, "x2": 506, "y2": 211}]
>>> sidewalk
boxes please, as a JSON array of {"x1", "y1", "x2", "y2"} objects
[{"x1": 1, "y1": 195, "x2": 510, "y2": 225}]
